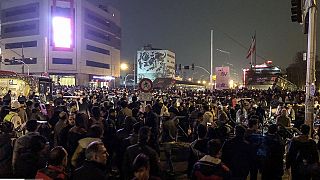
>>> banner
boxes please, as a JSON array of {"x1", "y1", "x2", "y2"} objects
[{"x1": 215, "y1": 66, "x2": 230, "y2": 90}]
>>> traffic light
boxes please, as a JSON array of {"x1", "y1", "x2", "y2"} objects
[
  {"x1": 191, "y1": 63, "x2": 195, "y2": 70},
  {"x1": 179, "y1": 64, "x2": 181, "y2": 70},
  {"x1": 291, "y1": 0, "x2": 302, "y2": 23}
]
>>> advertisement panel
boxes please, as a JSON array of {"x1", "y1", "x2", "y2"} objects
[
  {"x1": 215, "y1": 66, "x2": 230, "y2": 90},
  {"x1": 137, "y1": 50, "x2": 175, "y2": 82}
]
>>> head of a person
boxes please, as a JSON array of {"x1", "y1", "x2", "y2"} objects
[
  {"x1": 145, "y1": 105, "x2": 152, "y2": 113},
  {"x1": 124, "y1": 116, "x2": 136, "y2": 130},
  {"x1": 138, "y1": 126, "x2": 151, "y2": 144},
  {"x1": 59, "y1": 111, "x2": 68, "y2": 121},
  {"x1": 235, "y1": 125, "x2": 246, "y2": 139},
  {"x1": 197, "y1": 124, "x2": 207, "y2": 139},
  {"x1": 207, "y1": 139, "x2": 223, "y2": 157},
  {"x1": 10, "y1": 100, "x2": 21, "y2": 112},
  {"x1": 29, "y1": 135, "x2": 48, "y2": 153},
  {"x1": 68, "y1": 113, "x2": 76, "y2": 126},
  {"x1": 26, "y1": 100, "x2": 33, "y2": 108},
  {"x1": 203, "y1": 105, "x2": 210, "y2": 112},
  {"x1": 85, "y1": 141, "x2": 108, "y2": 165},
  {"x1": 48, "y1": 146, "x2": 68, "y2": 168},
  {"x1": 26, "y1": 119, "x2": 38, "y2": 132},
  {"x1": 132, "y1": 95, "x2": 138, "y2": 102},
  {"x1": 87, "y1": 125, "x2": 104, "y2": 138},
  {"x1": 75, "y1": 113, "x2": 86, "y2": 128},
  {"x1": 0, "y1": 121, "x2": 14, "y2": 135},
  {"x1": 300, "y1": 124, "x2": 310, "y2": 136},
  {"x1": 268, "y1": 124, "x2": 278, "y2": 135},
  {"x1": 108, "y1": 109, "x2": 117, "y2": 117},
  {"x1": 133, "y1": 153, "x2": 150, "y2": 180},
  {"x1": 8, "y1": 90, "x2": 11, "y2": 94},
  {"x1": 248, "y1": 118, "x2": 258, "y2": 129},
  {"x1": 281, "y1": 108, "x2": 287, "y2": 116},
  {"x1": 91, "y1": 106, "x2": 101, "y2": 118},
  {"x1": 121, "y1": 101, "x2": 128, "y2": 108}
]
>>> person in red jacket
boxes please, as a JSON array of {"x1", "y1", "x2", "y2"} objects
[{"x1": 35, "y1": 146, "x2": 68, "y2": 180}]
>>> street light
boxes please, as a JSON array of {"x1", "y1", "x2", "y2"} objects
[{"x1": 120, "y1": 63, "x2": 128, "y2": 70}]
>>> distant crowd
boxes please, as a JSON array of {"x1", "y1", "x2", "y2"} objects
[{"x1": 0, "y1": 87, "x2": 319, "y2": 179}]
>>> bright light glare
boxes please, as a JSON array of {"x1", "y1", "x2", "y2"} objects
[
  {"x1": 120, "y1": 63, "x2": 129, "y2": 70},
  {"x1": 52, "y1": 17, "x2": 72, "y2": 48}
]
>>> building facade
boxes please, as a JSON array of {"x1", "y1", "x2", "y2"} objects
[
  {"x1": 137, "y1": 46, "x2": 175, "y2": 82},
  {"x1": 0, "y1": 0, "x2": 121, "y2": 86}
]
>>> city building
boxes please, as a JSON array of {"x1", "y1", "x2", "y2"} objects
[
  {"x1": 137, "y1": 44, "x2": 175, "y2": 83},
  {"x1": 0, "y1": 0, "x2": 121, "y2": 86}
]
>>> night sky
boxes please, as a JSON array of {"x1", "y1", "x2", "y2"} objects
[{"x1": 106, "y1": 0, "x2": 320, "y2": 81}]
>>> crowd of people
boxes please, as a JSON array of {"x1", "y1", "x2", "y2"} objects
[{"x1": 0, "y1": 87, "x2": 320, "y2": 179}]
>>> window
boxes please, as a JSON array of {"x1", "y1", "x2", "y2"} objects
[
  {"x1": 5, "y1": 41, "x2": 37, "y2": 49},
  {"x1": 4, "y1": 24, "x2": 36, "y2": 33},
  {"x1": 5, "y1": 6, "x2": 37, "y2": 17},
  {"x1": 52, "y1": 58, "x2": 73, "y2": 64},
  {"x1": 86, "y1": 60, "x2": 110, "y2": 69},
  {"x1": 86, "y1": 45, "x2": 110, "y2": 55},
  {"x1": 87, "y1": 29, "x2": 110, "y2": 41}
]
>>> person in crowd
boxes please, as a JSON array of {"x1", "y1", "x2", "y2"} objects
[
  {"x1": 191, "y1": 139, "x2": 231, "y2": 180},
  {"x1": 202, "y1": 105, "x2": 213, "y2": 126},
  {"x1": 144, "y1": 104, "x2": 160, "y2": 154},
  {"x1": 236, "y1": 101, "x2": 249, "y2": 124},
  {"x1": 161, "y1": 111, "x2": 179, "y2": 175},
  {"x1": 222, "y1": 125, "x2": 253, "y2": 180},
  {"x1": 72, "y1": 141, "x2": 109, "y2": 180},
  {"x1": 35, "y1": 146, "x2": 68, "y2": 180},
  {"x1": 67, "y1": 113, "x2": 87, "y2": 159},
  {"x1": 14, "y1": 135, "x2": 49, "y2": 178},
  {"x1": 17, "y1": 102, "x2": 28, "y2": 125},
  {"x1": 88, "y1": 106, "x2": 104, "y2": 129},
  {"x1": 71, "y1": 125, "x2": 103, "y2": 168},
  {"x1": 287, "y1": 104, "x2": 296, "y2": 122},
  {"x1": 245, "y1": 118, "x2": 263, "y2": 180},
  {"x1": 59, "y1": 112, "x2": 76, "y2": 149},
  {"x1": 4, "y1": 100, "x2": 22, "y2": 130},
  {"x1": 132, "y1": 153, "x2": 161, "y2": 180},
  {"x1": 54, "y1": 111, "x2": 68, "y2": 146},
  {"x1": 276, "y1": 108, "x2": 291, "y2": 128},
  {"x1": 0, "y1": 121, "x2": 14, "y2": 177},
  {"x1": 286, "y1": 124, "x2": 319, "y2": 180},
  {"x1": 261, "y1": 124, "x2": 285, "y2": 180},
  {"x1": 3, "y1": 90, "x2": 12, "y2": 106},
  {"x1": 188, "y1": 124, "x2": 208, "y2": 177},
  {"x1": 123, "y1": 126, "x2": 160, "y2": 180},
  {"x1": 12, "y1": 120, "x2": 39, "y2": 169}
]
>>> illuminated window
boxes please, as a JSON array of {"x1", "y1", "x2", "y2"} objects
[{"x1": 52, "y1": 16, "x2": 72, "y2": 48}]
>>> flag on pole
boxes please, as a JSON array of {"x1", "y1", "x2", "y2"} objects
[{"x1": 246, "y1": 35, "x2": 256, "y2": 59}]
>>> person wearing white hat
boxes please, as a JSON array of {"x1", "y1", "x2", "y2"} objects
[{"x1": 4, "y1": 100, "x2": 22, "y2": 131}]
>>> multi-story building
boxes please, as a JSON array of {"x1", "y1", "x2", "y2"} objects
[
  {"x1": 137, "y1": 45, "x2": 175, "y2": 82},
  {"x1": 0, "y1": 0, "x2": 121, "y2": 86}
]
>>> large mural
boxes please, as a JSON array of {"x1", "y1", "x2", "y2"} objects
[{"x1": 137, "y1": 50, "x2": 175, "y2": 82}]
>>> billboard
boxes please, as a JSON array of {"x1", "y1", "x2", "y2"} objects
[
  {"x1": 215, "y1": 66, "x2": 230, "y2": 90},
  {"x1": 52, "y1": 17, "x2": 72, "y2": 48},
  {"x1": 137, "y1": 50, "x2": 175, "y2": 82}
]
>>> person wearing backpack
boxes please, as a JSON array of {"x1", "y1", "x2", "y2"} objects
[
  {"x1": 191, "y1": 139, "x2": 231, "y2": 180},
  {"x1": 286, "y1": 124, "x2": 319, "y2": 180}
]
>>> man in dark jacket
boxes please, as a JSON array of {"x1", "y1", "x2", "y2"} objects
[
  {"x1": 144, "y1": 105, "x2": 160, "y2": 154},
  {"x1": 123, "y1": 126, "x2": 160, "y2": 180},
  {"x1": 222, "y1": 125, "x2": 254, "y2": 180},
  {"x1": 286, "y1": 124, "x2": 319, "y2": 180},
  {"x1": 72, "y1": 141, "x2": 109, "y2": 180},
  {"x1": 261, "y1": 124, "x2": 285, "y2": 180}
]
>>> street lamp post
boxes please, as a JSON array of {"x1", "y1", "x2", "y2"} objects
[{"x1": 124, "y1": 74, "x2": 134, "y2": 89}]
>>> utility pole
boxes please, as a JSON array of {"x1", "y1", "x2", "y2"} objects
[
  {"x1": 291, "y1": 0, "x2": 318, "y2": 130},
  {"x1": 304, "y1": 0, "x2": 317, "y2": 130},
  {"x1": 210, "y1": 30, "x2": 214, "y2": 89}
]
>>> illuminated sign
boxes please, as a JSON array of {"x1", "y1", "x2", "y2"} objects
[{"x1": 52, "y1": 16, "x2": 72, "y2": 48}]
